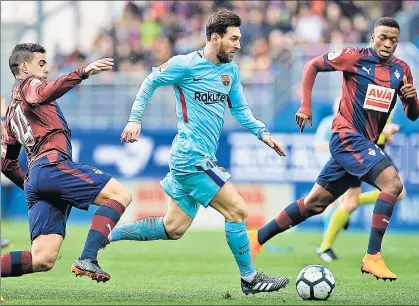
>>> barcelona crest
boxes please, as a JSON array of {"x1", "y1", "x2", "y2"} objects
[{"x1": 221, "y1": 75, "x2": 230, "y2": 86}]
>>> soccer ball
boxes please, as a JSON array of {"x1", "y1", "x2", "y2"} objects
[{"x1": 295, "y1": 265, "x2": 335, "y2": 300}]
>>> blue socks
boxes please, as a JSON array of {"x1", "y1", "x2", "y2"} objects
[
  {"x1": 225, "y1": 221, "x2": 256, "y2": 280},
  {"x1": 109, "y1": 218, "x2": 257, "y2": 281},
  {"x1": 109, "y1": 217, "x2": 169, "y2": 242}
]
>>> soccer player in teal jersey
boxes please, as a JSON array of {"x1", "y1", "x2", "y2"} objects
[{"x1": 106, "y1": 9, "x2": 289, "y2": 295}]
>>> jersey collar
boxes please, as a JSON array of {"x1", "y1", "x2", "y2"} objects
[
  {"x1": 199, "y1": 47, "x2": 223, "y2": 66},
  {"x1": 369, "y1": 47, "x2": 393, "y2": 64}
]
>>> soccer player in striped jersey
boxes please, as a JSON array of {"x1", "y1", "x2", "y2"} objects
[
  {"x1": 1, "y1": 43, "x2": 131, "y2": 283},
  {"x1": 316, "y1": 107, "x2": 406, "y2": 262},
  {"x1": 249, "y1": 17, "x2": 418, "y2": 281}
]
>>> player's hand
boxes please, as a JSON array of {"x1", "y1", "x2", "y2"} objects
[
  {"x1": 120, "y1": 121, "x2": 141, "y2": 143},
  {"x1": 382, "y1": 122, "x2": 400, "y2": 145},
  {"x1": 262, "y1": 134, "x2": 286, "y2": 157},
  {"x1": 382, "y1": 122, "x2": 400, "y2": 137},
  {"x1": 295, "y1": 112, "x2": 312, "y2": 133},
  {"x1": 84, "y1": 58, "x2": 114, "y2": 76},
  {"x1": 400, "y1": 75, "x2": 417, "y2": 100}
]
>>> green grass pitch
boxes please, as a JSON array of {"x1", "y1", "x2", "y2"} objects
[{"x1": 1, "y1": 220, "x2": 418, "y2": 305}]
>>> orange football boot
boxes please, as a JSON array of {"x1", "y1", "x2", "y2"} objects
[
  {"x1": 248, "y1": 230, "x2": 264, "y2": 261},
  {"x1": 361, "y1": 252, "x2": 397, "y2": 281}
]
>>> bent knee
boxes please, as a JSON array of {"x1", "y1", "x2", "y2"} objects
[
  {"x1": 304, "y1": 195, "x2": 332, "y2": 215},
  {"x1": 383, "y1": 179, "x2": 404, "y2": 198},
  {"x1": 306, "y1": 204, "x2": 326, "y2": 215},
  {"x1": 397, "y1": 184, "x2": 406, "y2": 201},
  {"x1": 112, "y1": 187, "x2": 132, "y2": 207},
  {"x1": 394, "y1": 181, "x2": 404, "y2": 197},
  {"x1": 163, "y1": 222, "x2": 188, "y2": 240},
  {"x1": 108, "y1": 184, "x2": 132, "y2": 207},
  {"x1": 226, "y1": 196, "x2": 248, "y2": 222},
  {"x1": 32, "y1": 253, "x2": 58, "y2": 272},
  {"x1": 97, "y1": 178, "x2": 132, "y2": 207}
]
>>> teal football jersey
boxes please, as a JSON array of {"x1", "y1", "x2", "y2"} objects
[{"x1": 129, "y1": 49, "x2": 269, "y2": 163}]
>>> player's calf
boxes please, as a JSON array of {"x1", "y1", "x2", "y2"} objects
[
  {"x1": 75, "y1": 178, "x2": 132, "y2": 281},
  {"x1": 257, "y1": 185, "x2": 335, "y2": 247},
  {"x1": 32, "y1": 252, "x2": 58, "y2": 272},
  {"x1": 31, "y1": 233, "x2": 63, "y2": 273},
  {"x1": 105, "y1": 197, "x2": 194, "y2": 245},
  {"x1": 31, "y1": 234, "x2": 63, "y2": 272},
  {"x1": 365, "y1": 166, "x2": 401, "y2": 257}
]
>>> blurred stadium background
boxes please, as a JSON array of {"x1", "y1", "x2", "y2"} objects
[{"x1": 1, "y1": 1, "x2": 419, "y2": 243}]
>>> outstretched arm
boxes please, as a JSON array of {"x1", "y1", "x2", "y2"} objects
[
  {"x1": 22, "y1": 58, "x2": 113, "y2": 105},
  {"x1": 121, "y1": 55, "x2": 190, "y2": 143}
]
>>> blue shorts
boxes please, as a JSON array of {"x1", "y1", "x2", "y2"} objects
[
  {"x1": 316, "y1": 131, "x2": 393, "y2": 198},
  {"x1": 25, "y1": 152, "x2": 112, "y2": 241},
  {"x1": 160, "y1": 156, "x2": 231, "y2": 218}
]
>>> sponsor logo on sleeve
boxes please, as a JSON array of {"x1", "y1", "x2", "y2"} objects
[
  {"x1": 327, "y1": 49, "x2": 343, "y2": 60},
  {"x1": 30, "y1": 78, "x2": 42, "y2": 87},
  {"x1": 158, "y1": 61, "x2": 168, "y2": 73}
]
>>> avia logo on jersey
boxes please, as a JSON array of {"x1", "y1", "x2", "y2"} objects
[
  {"x1": 194, "y1": 91, "x2": 228, "y2": 104},
  {"x1": 363, "y1": 84, "x2": 395, "y2": 113}
]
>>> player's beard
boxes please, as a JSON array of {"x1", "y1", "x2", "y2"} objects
[{"x1": 217, "y1": 43, "x2": 233, "y2": 63}]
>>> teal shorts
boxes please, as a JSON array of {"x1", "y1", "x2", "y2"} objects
[{"x1": 160, "y1": 157, "x2": 231, "y2": 218}]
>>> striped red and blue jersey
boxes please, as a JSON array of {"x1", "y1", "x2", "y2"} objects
[
  {"x1": 322, "y1": 47, "x2": 414, "y2": 142},
  {"x1": 3, "y1": 69, "x2": 86, "y2": 168}
]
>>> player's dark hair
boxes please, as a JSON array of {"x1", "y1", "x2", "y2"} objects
[
  {"x1": 9, "y1": 43, "x2": 46, "y2": 77},
  {"x1": 374, "y1": 17, "x2": 400, "y2": 30},
  {"x1": 206, "y1": 9, "x2": 241, "y2": 41}
]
